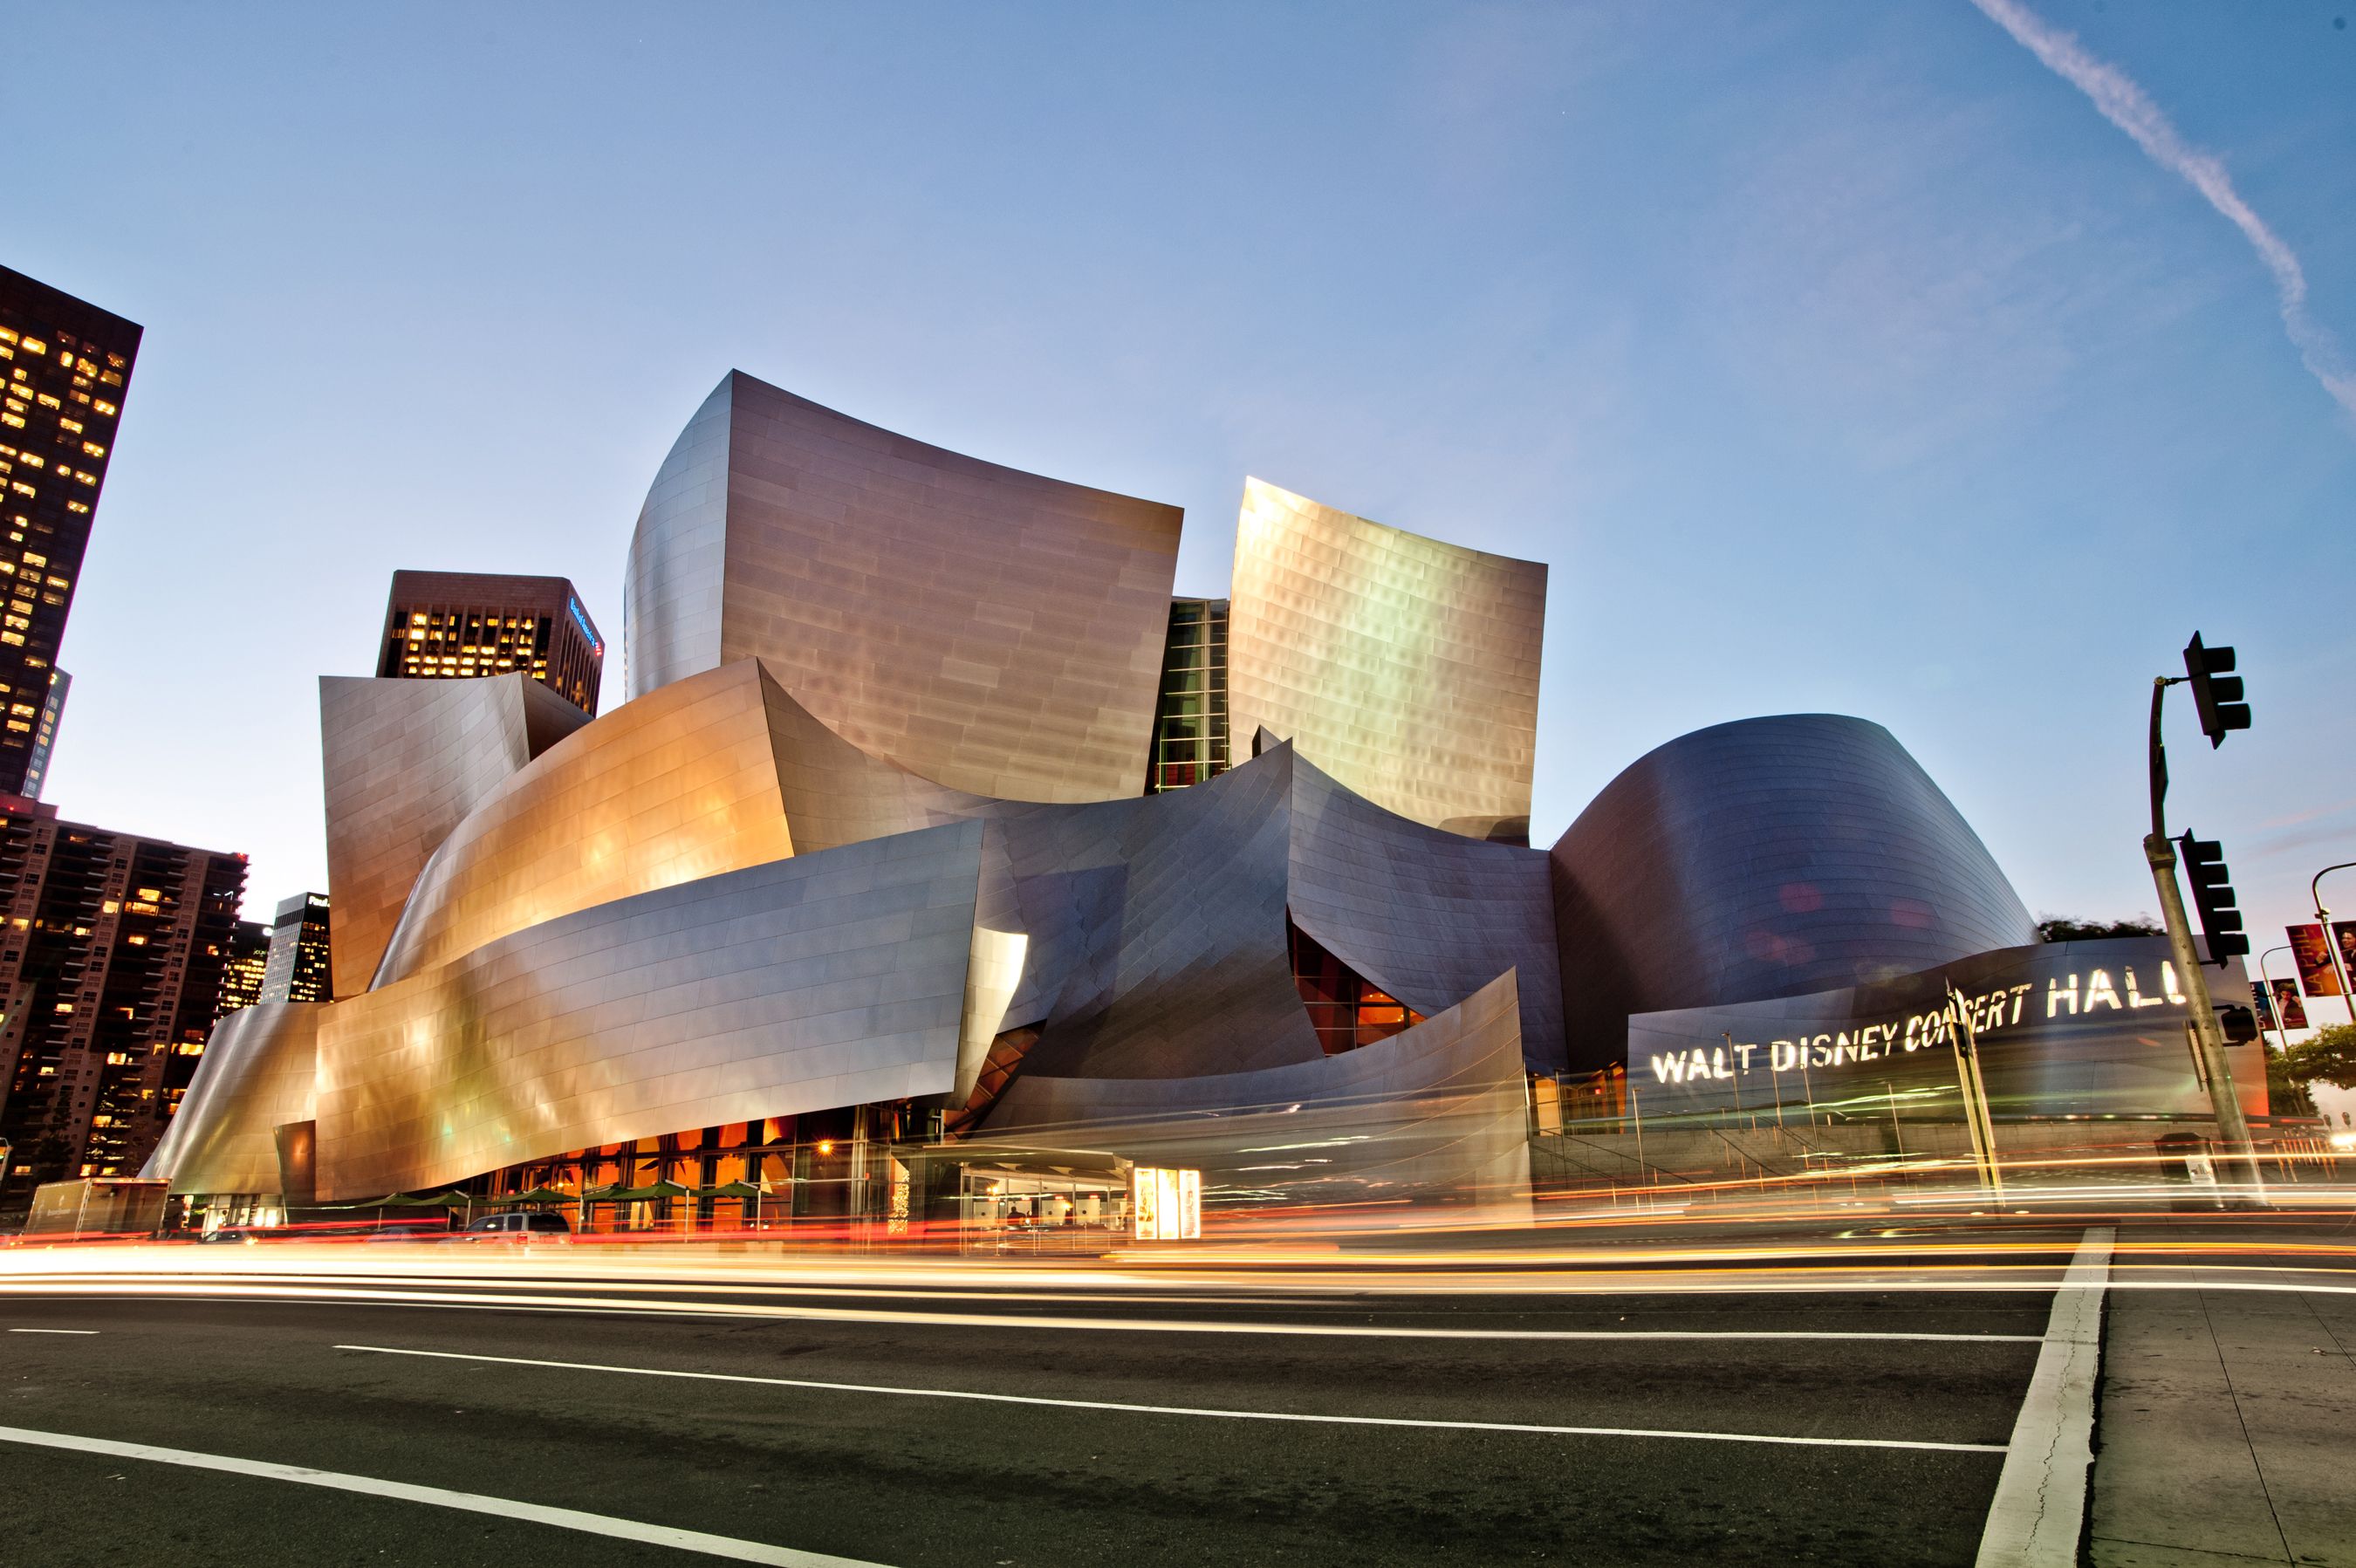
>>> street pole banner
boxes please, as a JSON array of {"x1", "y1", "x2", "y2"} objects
[
  {"x1": 2288, "y1": 924, "x2": 2344, "y2": 996},
  {"x1": 2270, "y1": 977, "x2": 2310, "y2": 1030},
  {"x1": 2337, "y1": 922, "x2": 2356, "y2": 985}
]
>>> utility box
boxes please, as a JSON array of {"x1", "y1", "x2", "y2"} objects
[{"x1": 24, "y1": 1177, "x2": 168, "y2": 1237}]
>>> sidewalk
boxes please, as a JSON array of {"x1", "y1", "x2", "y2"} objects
[{"x1": 2090, "y1": 1229, "x2": 2356, "y2": 1565}]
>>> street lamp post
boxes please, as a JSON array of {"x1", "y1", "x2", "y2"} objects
[
  {"x1": 2257, "y1": 944, "x2": 2294, "y2": 1044},
  {"x1": 2311, "y1": 863, "x2": 2356, "y2": 1027}
]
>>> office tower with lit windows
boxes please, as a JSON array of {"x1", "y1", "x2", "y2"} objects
[
  {"x1": 213, "y1": 918, "x2": 269, "y2": 1021},
  {"x1": 1143, "y1": 598, "x2": 1229, "y2": 794},
  {"x1": 17, "y1": 668, "x2": 67, "y2": 800},
  {"x1": 256, "y1": 892, "x2": 331, "y2": 1004},
  {"x1": 0, "y1": 267, "x2": 139, "y2": 797},
  {"x1": 377, "y1": 571, "x2": 604, "y2": 715},
  {"x1": 0, "y1": 797, "x2": 243, "y2": 1202}
]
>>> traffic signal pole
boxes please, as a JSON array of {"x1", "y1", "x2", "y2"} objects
[{"x1": 2147, "y1": 676, "x2": 2265, "y2": 1203}]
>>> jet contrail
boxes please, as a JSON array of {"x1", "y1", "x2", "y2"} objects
[{"x1": 1969, "y1": 0, "x2": 2356, "y2": 421}]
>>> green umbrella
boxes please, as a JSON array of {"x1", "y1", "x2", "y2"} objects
[{"x1": 482, "y1": 1186, "x2": 573, "y2": 1206}]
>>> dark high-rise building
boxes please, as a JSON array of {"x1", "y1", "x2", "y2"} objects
[
  {"x1": 0, "y1": 797, "x2": 243, "y2": 1198},
  {"x1": 1143, "y1": 598, "x2": 1229, "y2": 794},
  {"x1": 18, "y1": 668, "x2": 67, "y2": 800},
  {"x1": 214, "y1": 918, "x2": 269, "y2": 1020},
  {"x1": 0, "y1": 267, "x2": 139, "y2": 798},
  {"x1": 257, "y1": 893, "x2": 331, "y2": 1004},
  {"x1": 378, "y1": 571, "x2": 604, "y2": 715}
]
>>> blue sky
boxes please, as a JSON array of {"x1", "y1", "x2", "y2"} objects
[{"x1": 5, "y1": 2, "x2": 2353, "y2": 986}]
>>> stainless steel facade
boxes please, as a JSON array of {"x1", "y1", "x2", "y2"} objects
[
  {"x1": 320, "y1": 673, "x2": 587, "y2": 998},
  {"x1": 1227, "y1": 478, "x2": 1547, "y2": 845},
  {"x1": 623, "y1": 373, "x2": 1182, "y2": 803},
  {"x1": 1548, "y1": 714, "x2": 2040, "y2": 1068},
  {"x1": 313, "y1": 822, "x2": 986, "y2": 1200},
  {"x1": 146, "y1": 372, "x2": 2094, "y2": 1212},
  {"x1": 143, "y1": 1001, "x2": 321, "y2": 1198}
]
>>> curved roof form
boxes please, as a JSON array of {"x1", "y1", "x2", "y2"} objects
[
  {"x1": 315, "y1": 822, "x2": 987, "y2": 1201},
  {"x1": 143, "y1": 1002, "x2": 322, "y2": 1195},
  {"x1": 623, "y1": 372, "x2": 1182, "y2": 802},
  {"x1": 1547, "y1": 713, "x2": 2039, "y2": 1068},
  {"x1": 1227, "y1": 478, "x2": 1545, "y2": 845},
  {"x1": 321, "y1": 674, "x2": 587, "y2": 999},
  {"x1": 985, "y1": 969, "x2": 1531, "y2": 1212},
  {"x1": 1287, "y1": 751, "x2": 1565, "y2": 1072}
]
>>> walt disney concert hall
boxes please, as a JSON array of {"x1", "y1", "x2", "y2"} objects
[{"x1": 146, "y1": 372, "x2": 2260, "y2": 1233}]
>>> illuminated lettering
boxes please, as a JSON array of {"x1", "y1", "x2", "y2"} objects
[
  {"x1": 2010, "y1": 984, "x2": 2031, "y2": 1024},
  {"x1": 1810, "y1": 1033, "x2": 1834, "y2": 1068},
  {"x1": 2048, "y1": 975, "x2": 2079, "y2": 1017},
  {"x1": 1708, "y1": 1046, "x2": 1732, "y2": 1079},
  {"x1": 1771, "y1": 1039, "x2": 1798, "y2": 1072},
  {"x1": 2085, "y1": 969, "x2": 2121, "y2": 1011},
  {"x1": 2161, "y1": 962, "x2": 2186, "y2": 1004},
  {"x1": 1734, "y1": 1044, "x2": 1757, "y2": 1072},
  {"x1": 1649, "y1": 1053, "x2": 1688, "y2": 1084},
  {"x1": 2123, "y1": 967, "x2": 2165, "y2": 1009},
  {"x1": 1902, "y1": 1015, "x2": 1923, "y2": 1050}
]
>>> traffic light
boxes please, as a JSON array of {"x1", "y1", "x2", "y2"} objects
[
  {"x1": 2217, "y1": 1004, "x2": 2259, "y2": 1044},
  {"x1": 2177, "y1": 832, "x2": 2250, "y2": 962},
  {"x1": 2183, "y1": 633, "x2": 2251, "y2": 748}
]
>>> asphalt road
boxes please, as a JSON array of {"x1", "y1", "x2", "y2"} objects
[{"x1": 0, "y1": 1230, "x2": 2091, "y2": 1568}]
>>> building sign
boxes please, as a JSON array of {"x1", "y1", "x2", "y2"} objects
[
  {"x1": 2288, "y1": 925, "x2": 2344, "y2": 996},
  {"x1": 1132, "y1": 1166, "x2": 1201, "y2": 1241},
  {"x1": 566, "y1": 594, "x2": 604, "y2": 657},
  {"x1": 1627, "y1": 936, "x2": 2262, "y2": 1120}
]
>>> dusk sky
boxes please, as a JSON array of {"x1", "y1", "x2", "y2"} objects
[{"x1": 6, "y1": 3, "x2": 2353, "y2": 990}]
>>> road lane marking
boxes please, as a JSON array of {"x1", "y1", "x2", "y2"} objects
[
  {"x1": 7, "y1": 1328, "x2": 98, "y2": 1334},
  {"x1": 1976, "y1": 1226, "x2": 2113, "y2": 1568},
  {"x1": 339, "y1": 1343, "x2": 2009, "y2": 1453},
  {"x1": 0, "y1": 1280, "x2": 2048, "y2": 1339},
  {"x1": 0, "y1": 1422, "x2": 889, "y2": 1566}
]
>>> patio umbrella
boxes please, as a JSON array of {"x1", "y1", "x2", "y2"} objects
[
  {"x1": 482, "y1": 1186, "x2": 573, "y2": 1206},
  {"x1": 703, "y1": 1180, "x2": 764, "y2": 1229}
]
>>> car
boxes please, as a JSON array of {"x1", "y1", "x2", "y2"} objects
[{"x1": 451, "y1": 1210, "x2": 572, "y2": 1243}]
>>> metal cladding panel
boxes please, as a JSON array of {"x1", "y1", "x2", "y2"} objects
[
  {"x1": 142, "y1": 1002, "x2": 323, "y2": 1195},
  {"x1": 985, "y1": 969, "x2": 1531, "y2": 1212},
  {"x1": 371, "y1": 661, "x2": 799, "y2": 988},
  {"x1": 1227, "y1": 478, "x2": 1545, "y2": 844},
  {"x1": 321, "y1": 674, "x2": 587, "y2": 1000},
  {"x1": 314, "y1": 821, "x2": 985, "y2": 1201},
  {"x1": 622, "y1": 372, "x2": 1183, "y2": 804},
  {"x1": 981, "y1": 746, "x2": 1318, "y2": 1081},
  {"x1": 1286, "y1": 751, "x2": 1566, "y2": 1072},
  {"x1": 622, "y1": 376, "x2": 733, "y2": 701},
  {"x1": 1549, "y1": 714, "x2": 2039, "y2": 1070}
]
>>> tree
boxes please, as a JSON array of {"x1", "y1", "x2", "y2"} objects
[
  {"x1": 2275, "y1": 1024, "x2": 2356, "y2": 1092},
  {"x1": 2037, "y1": 914, "x2": 2161, "y2": 942}
]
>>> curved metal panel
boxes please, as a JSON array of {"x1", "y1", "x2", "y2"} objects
[
  {"x1": 984, "y1": 969, "x2": 1531, "y2": 1211},
  {"x1": 1286, "y1": 752, "x2": 1565, "y2": 1072},
  {"x1": 321, "y1": 674, "x2": 587, "y2": 999},
  {"x1": 621, "y1": 375, "x2": 733, "y2": 701},
  {"x1": 621, "y1": 372, "x2": 1182, "y2": 803},
  {"x1": 1548, "y1": 713, "x2": 2039, "y2": 1069},
  {"x1": 314, "y1": 821, "x2": 986, "y2": 1201},
  {"x1": 371, "y1": 661, "x2": 800, "y2": 987},
  {"x1": 1227, "y1": 478, "x2": 1546, "y2": 844},
  {"x1": 142, "y1": 1002, "x2": 323, "y2": 1195}
]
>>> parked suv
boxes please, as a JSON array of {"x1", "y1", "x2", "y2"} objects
[{"x1": 455, "y1": 1210, "x2": 572, "y2": 1242}]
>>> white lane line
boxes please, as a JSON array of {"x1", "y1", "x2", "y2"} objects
[
  {"x1": 1976, "y1": 1226, "x2": 2113, "y2": 1568},
  {"x1": 0, "y1": 1422, "x2": 887, "y2": 1566},
  {"x1": 0, "y1": 1281, "x2": 2045, "y2": 1340},
  {"x1": 8, "y1": 1328, "x2": 98, "y2": 1335},
  {"x1": 339, "y1": 1343, "x2": 2008, "y2": 1454}
]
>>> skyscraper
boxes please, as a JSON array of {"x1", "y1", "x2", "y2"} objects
[
  {"x1": 0, "y1": 797, "x2": 243, "y2": 1198},
  {"x1": 213, "y1": 918, "x2": 270, "y2": 1020},
  {"x1": 256, "y1": 892, "x2": 331, "y2": 1004},
  {"x1": 0, "y1": 266, "x2": 139, "y2": 797},
  {"x1": 377, "y1": 571, "x2": 604, "y2": 715},
  {"x1": 18, "y1": 669, "x2": 67, "y2": 800}
]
